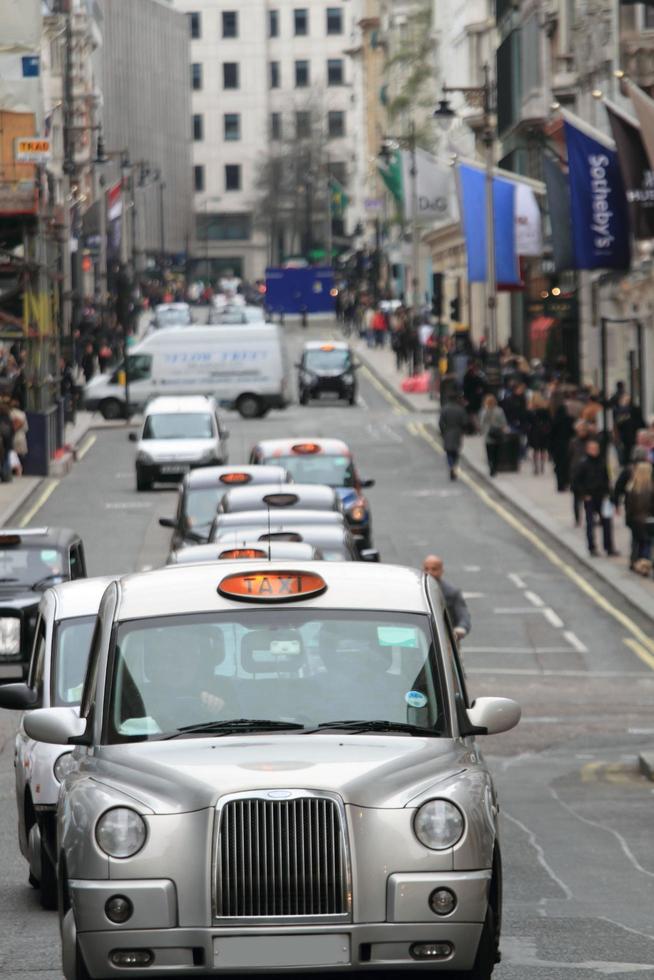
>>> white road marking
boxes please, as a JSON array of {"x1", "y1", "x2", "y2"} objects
[
  {"x1": 563, "y1": 630, "x2": 588, "y2": 653},
  {"x1": 105, "y1": 501, "x2": 153, "y2": 510},
  {"x1": 502, "y1": 812, "x2": 573, "y2": 900},
  {"x1": 18, "y1": 480, "x2": 60, "y2": 527},
  {"x1": 468, "y1": 667, "x2": 651, "y2": 677},
  {"x1": 508, "y1": 572, "x2": 527, "y2": 589},
  {"x1": 494, "y1": 607, "x2": 543, "y2": 614},
  {"x1": 462, "y1": 592, "x2": 484, "y2": 599},
  {"x1": 464, "y1": 565, "x2": 481, "y2": 571},
  {"x1": 524, "y1": 590, "x2": 545, "y2": 607},
  {"x1": 544, "y1": 607, "x2": 564, "y2": 628},
  {"x1": 76, "y1": 434, "x2": 96, "y2": 460}
]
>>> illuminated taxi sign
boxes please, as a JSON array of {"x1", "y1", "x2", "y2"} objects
[
  {"x1": 218, "y1": 570, "x2": 326, "y2": 602},
  {"x1": 291, "y1": 442, "x2": 321, "y2": 455},
  {"x1": 0, "y1": 534, "x2": 21, "y2": 546},
  {"x1": 319, "y1": 344, "x2": 335, "y2": 351},
  {"x1": 262, "y1": 492, "x2": 299, "y2": 507},
  {"x1": 220, "y1": 472, "x2": 252, "y2": 484},
  {"x1": 218, "y1": 548, "x2": 268, "y2": 560}
]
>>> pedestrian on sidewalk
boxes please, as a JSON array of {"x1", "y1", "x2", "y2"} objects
[
  {"x1": 0, "y1": 400, "x2": 15, "y2": 483},
  {"x1": 479, "y1": 394, "x2": 508, "y2": 478},
  {"x1": 613, "y1": 393, "x2": 645, "y2": 467},
  {"x1": 575, "y1": 438, "x2": 618, "y2": 557},
  {"x1": 526, "y1": 391, "x2": 552, "y2": 475},
  {"x1": 569, "y1": 419, "x2": 591, "y2": 526},
  {"x1": 623, "y1": 460, "x2": 654, "y2": 572},
  {"x1": 462, "y1": 361, "x2": 487, "y2": 433},
  {"x1": 439, "y1": 395, "x2": 468, "y2": 481},
  {"x1": 10, "y1": 400, "x2": 28, "y2": 475},
  {"x1": 550, "y1": 393, "x2": 575, "y2": 491},
  {"x1": 371, "y1": 307, "x2": 387, "y2": 348},
  {"x1": 423, "y1": 555, "x2": 471, "y2": 640}
]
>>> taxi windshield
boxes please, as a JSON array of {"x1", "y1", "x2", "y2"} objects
[
  {"x1": 304, "y1": 349, "x2": 350, "y2": 371},
  {"x1": 52, "y1": 616, "x2": 95, "y2": 706},
  {"x1": 0, "y1": 545, "x2": 65, "y2": 587},
  {"x1": 105, "y1": 610, "x2": 445, "y2": 742},
  {"x1": 185, "y1": 488, "x2": 223, "y2": 529},
  {"x1": 143, "y1": 413, "x2": 214, "y2": 440},
  {"x1": 263, "y1": 454, "x2": 354, "y2": 488}
]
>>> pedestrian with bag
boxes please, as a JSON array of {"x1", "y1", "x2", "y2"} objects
[
  {"x1": 439, "y1": 395, "x2": 468, "y2": 481},
  {"x1": 479, "y1": 394, "x2": 508, "y2": 478},
  {"x1": 623, "y1": 460, "x2": 654, "y2": 573},
  {"x1": 574, "y1": 438, "x2": 618, "y2": 557}
]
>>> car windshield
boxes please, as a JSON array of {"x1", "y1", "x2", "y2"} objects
[
  {"x1": 105, "y1": 610, "x2": 445, "y2": 742},
  {"x1": 304, "y1": 350, "x2": 350, "y2": 371},
  {"x1": 143, "y1": 413, "x2": 214, "y2": 440},
  {"x1": 155, "y1": 308, "x2": 191, "y2": 326},
  {"x1": 184, "y1": 488, "x2": 224, "y2": 530},
  {"x1": 52, "y1": 616, "x2": 96, "y2": 706},
  {"x1": 263, "y1": 454, "x2": 354, "y2": 488},
  {"x1": 0, "y1": 545, "x2": 66, "y2": 587}
]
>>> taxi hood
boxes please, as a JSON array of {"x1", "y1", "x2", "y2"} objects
[
  {"x1": 139, "y1": 439, "x2": 216, "y2": 461},
  {"x1": 94, "y1": 735, "x2": 468, "y2": 814}
]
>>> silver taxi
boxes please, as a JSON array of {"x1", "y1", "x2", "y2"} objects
[
  {"x1": 0, "y1": 577, "x2": 114, "y2": 908},
  {"x1": 25, "y1": 562, "x2": 520, "y2": 979}
]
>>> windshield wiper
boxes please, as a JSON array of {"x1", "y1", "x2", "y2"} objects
[
  {"x1": 163, "y1": 718, "x2": 307, "y2": 739},
  {"x1": 308, "y1": 719, "x2": 441, "y2": 737},
  {"x1": 32, "y1": 574, "x2": 64, "y2": 591}
]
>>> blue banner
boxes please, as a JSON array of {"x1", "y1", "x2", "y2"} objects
[
  {"x1": 458, "y1": 164, "x2": 520, "y2": 286},
  {"x1": 564, "y1": 120, "x2": 631, "y2": 270}
]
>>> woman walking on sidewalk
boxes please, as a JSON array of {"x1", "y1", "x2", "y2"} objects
[
  {"x1": 527, "y1": 391, "x2": 552, "y2": 475},
  {"x1": 624, "y1": 461, "x2": 654, "y2": 572},
  {"x1": 439, "y1": 395, "x2": 468, "y2": 481},
  {"x1": 479, "y1": 394, "x2": 508, "y2": 478}
]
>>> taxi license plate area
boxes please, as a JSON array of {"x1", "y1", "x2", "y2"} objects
[
  {"x1": 160, "y1": 465, "x2": 189, "y2": 475},
  {"x1": 212, "y1": 935, "x2": 351, "y2": 969}
]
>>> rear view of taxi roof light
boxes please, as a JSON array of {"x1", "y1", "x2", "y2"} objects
[
  {"x1": 262, "y1": 493, "x2": 299, "y2": 507},
  {"x1": 219, "y1": 548, "x2": 268, "y2": 559},
  {"x1": 218, "y1": 570, "x2": 327, "y2": 602},
  {"x1": 110, "y1": 949, "x2": 154, "y2": 967},
  {"x1": 291, "y1": 442, "x2": 320, "y2": 454},
  {"x1": 409, "y1": 942, "x2": 454, "y2": 961},
  {"x1": 220, "y1": 472, "x2": 252, "y2": 484}
]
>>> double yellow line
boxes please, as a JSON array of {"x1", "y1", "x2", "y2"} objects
[{"x1": 15, "y1": 434, "x2": 97, "y2": 529}]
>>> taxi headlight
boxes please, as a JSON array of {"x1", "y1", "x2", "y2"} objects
[
  {"x1": 199, "y1": 447, "x2": 217, "y2": 462},
  {"x1": 348, "y1": 504, "x2": 366, "y2": 523},
  {"x1": 413, "y1": 800, "x2": 464, "y2": 850},
  {"x1": 0, "y1": 616, "x2": 20, "y2": 654},
  {"x1": 96, "y1": 807, "x2": 147, "y2": 858},
  {"x1": 53, "y1": 751, "x2": 76, "y2": 783},
  {"x1": 136, "y1": 451, "x2": 153, "y2": 466},
  {"x1": 342, "y1": 372, "x2": 354, "y2": 385}
]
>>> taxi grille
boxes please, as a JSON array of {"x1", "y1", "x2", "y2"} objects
[{"x1": 216, "y1": 796, "x2": 348, "y2": 918}]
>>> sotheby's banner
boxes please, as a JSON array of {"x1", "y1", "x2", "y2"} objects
[{"x1": 563, "y1": 118, "x2": 631, "y2": 270}]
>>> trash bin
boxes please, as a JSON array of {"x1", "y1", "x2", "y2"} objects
[{"x1": 496, "y1": 432, "x2": 521, "y2": 473}]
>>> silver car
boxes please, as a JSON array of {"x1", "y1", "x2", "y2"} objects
[
  {"x1": 25, "y1": 561, "x2": 520, "y2": 980},
  {"x1": 0, "y1": 577, "x2": 114, "y2": 908}
]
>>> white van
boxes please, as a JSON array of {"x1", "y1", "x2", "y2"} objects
[{"x1": 83, "y1": 324, "x2": 288, "y2": 419}]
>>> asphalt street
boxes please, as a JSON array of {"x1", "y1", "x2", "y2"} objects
[{"x1": 1, "y1": 321, "x2": 653, "y2": 979}]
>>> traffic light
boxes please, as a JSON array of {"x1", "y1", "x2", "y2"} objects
[
  {"x1": 449, "y1": 296, "x2": 460, "y2": 322},
  {"x1": 431, "y1": 272, "x2": 443, "y2": 319}
]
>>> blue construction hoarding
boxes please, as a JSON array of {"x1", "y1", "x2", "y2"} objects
[{"x1": 265, "y1": 267, "x2": 335, "y2": 314}]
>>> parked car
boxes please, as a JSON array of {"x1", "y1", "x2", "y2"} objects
[
  {"x1": 0, "y1": 528, "x2": 87, "y2": 681},
  {"x1": 0, "y1": 577, "x2": 114, "y2": 908},
  {"x1": 129, "y1": 396, "x2": 229, "y2": 492},
  {"x1": 23, "y1": 561, "x2": 520, "y2": 979}
]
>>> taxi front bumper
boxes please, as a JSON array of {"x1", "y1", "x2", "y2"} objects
[{"x1": 70, "y1": 872, "x2": 489, "y2": 976}]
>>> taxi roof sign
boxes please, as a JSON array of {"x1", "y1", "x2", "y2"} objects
[
  {"x1": 218, "y1": 570, "x2": 326, "y2": 602},
  {"x1": 220, "y1": 472, "x2": 252, "y2": 484},
  {"x1": 292, "y1": 442, "x2": 321, "y2": 455},
  {"x1": 262, "y1": 492, "x2": 299, "y2": 507},
  {"x1": 218, "y1": 548, "x2": 268, "y2": 560}
]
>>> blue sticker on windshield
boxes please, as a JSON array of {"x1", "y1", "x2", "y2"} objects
[{"x1": 405, "y1": 690, "x2": 428, "y2": 709}]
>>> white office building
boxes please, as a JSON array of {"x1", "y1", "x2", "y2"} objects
[{"x1": 172, "y1": 0, "x2": 360, "y2": 281}]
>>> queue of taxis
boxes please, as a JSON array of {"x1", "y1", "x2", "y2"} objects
[
  {"x1": 22, "y1": 560, "x2": 520, "y2": 979},
  {"x1": 249, "y1": 439, "x2": 375, "y2": 548}
]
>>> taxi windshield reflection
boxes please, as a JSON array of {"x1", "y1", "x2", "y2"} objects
[{"x1": 106, "y1": 611, "x2": 444, "y2": 742}]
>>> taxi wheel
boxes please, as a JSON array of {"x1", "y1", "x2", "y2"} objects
[{"x1": 136, "y1": 468, "x2": 151, "y2": 492}]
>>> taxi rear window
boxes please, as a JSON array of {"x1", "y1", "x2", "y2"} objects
[{"x1": 104, "y1": 610, "x2": 448, "y2": 742}]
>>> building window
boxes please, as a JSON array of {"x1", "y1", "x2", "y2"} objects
[
  {"x1": 646, "y1": 5, "x2": 654, "y2": 28},
  {"x1": 269, "y1": 9, "x2": 279, "y2": 37},
  {"x1": 295, "y1": 60, "x2": 310, "y2": 87},
  {"x1": 223, "y1": 62, "x2": 239, "y2": 88},
  {"x1": 296, "y1": 111, "x2": 311, "y2": 138},
  {"x1": 294, "y1": 8, "x2": 308, "y2": 35},
  {"x1": 329, "y1": 161, "x2": 347, "y2": 185},
  {"x1": 225, "y1": 164, "x2": 241, "y2": 191},
  {"x1": 326, "y1": 8, "x2": 342, "y2": 34},
  {"x1": 327, "y1": 59, "x2": 344, "y2": 86},
  {"x1": 271, "y1": 112, "x2": 282, "y2": 139},
  {"x1": 188, "y1": 12, "x2": 201, "y2": 39},
  {"x1": 328, "y1": 110, "x2": 345, "y2": 138},
  {"x1": 222, "y1": 11, "x2": 238, "y2": 37},
  {"x1": 194, "y1": 165, "x2": 205, "y2": 192},
  {"x1": 224, "y1": 113, "x2": 241, "y2": 141},
  {"x1": 191, "y1": 62, "x2": 202, "y2": 90},
  {"x1": 197, "y1": 212, "x2": 252, "y2": 241},
  {"x1": 270, "y1": 61, "x2": 280, "y2": 88},
  {"x1": 193, "y1": 114, "x2": 204, "y2": 141}
]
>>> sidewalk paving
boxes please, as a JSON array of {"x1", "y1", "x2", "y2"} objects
[{"x1": 354, "y1": 338, "x2": 654, "y2": 626}]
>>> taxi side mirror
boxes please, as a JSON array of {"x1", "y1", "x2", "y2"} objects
[
  {"x1": 0, "y1": 682, "x2": 39, "y2": 711},
  {"x1": 361, "y1": 478, "x2": 375, "y2": 489},
  {"x1": 465, "y1": 697, "x2": 521, "y2": 736},
  {"x1": 158, "y1": 517, "x2": 176, "y2": 529},
  {"x1": 359, "y1": 548, "x2": 380, "y2": 563},
  {"x1": 23, "y1": 707, "x2": 86, "y2": 745},
  {"x1": 128, "y1": 432, "x2": 138, "y2": 442}
]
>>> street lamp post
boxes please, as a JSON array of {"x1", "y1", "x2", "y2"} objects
[{"x1": 434, "y1": 64, "x2": 497, "y2": 352}]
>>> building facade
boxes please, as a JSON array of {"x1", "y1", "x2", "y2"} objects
[{"x1": 173, "y1": 0, "x2": 360, "y2": 281}]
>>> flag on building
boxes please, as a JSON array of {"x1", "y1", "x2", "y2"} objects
[
  {"x1": 378, "y1": 147, "x2": 403, "y2": 206},
  {"x1": 563, "y1": 112, "x2": 631, "y2": 270},
  {"x1": 514, "y1": 181, "x2": 543, "y2": 256},
  {"x1": 543, "y1": 156, "x2": 575, "y2": 272},
  {"x1": 401, "y1": 148, "x2": 453, "y2": 225},
  {"x1": 106, "y1": 180, "x2": 123, "y2": 260},
  {"x1": 456, "y1": 163, "x2": 522, "y2": 286},
  {"x1": 107, "y1": 181, "x2": 122, "y2": 221},
  {"x1": 329, "y1": 178, "x2": 349, "y2": 218},
  {"x1": 604, "y1": 99, "x2": 654, "y2": 240},
  {"x1": 625, "y1": 80, "x2": 654, "y2": 174}
]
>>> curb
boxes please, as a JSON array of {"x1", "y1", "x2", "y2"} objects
[{"x1": 361, "y1": 352, "x2": 654, "y2": 630}]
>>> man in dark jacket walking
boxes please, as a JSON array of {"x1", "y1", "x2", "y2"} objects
[
  {"x1": 574, "y1": 439, "x2": 618, "y2": 557},
  {"x1": 423, "y1": 555, "x2": 471, "y2": 639},
  {"x1": 439, "y1": 395, "x2": 468, "y2": 480}
]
